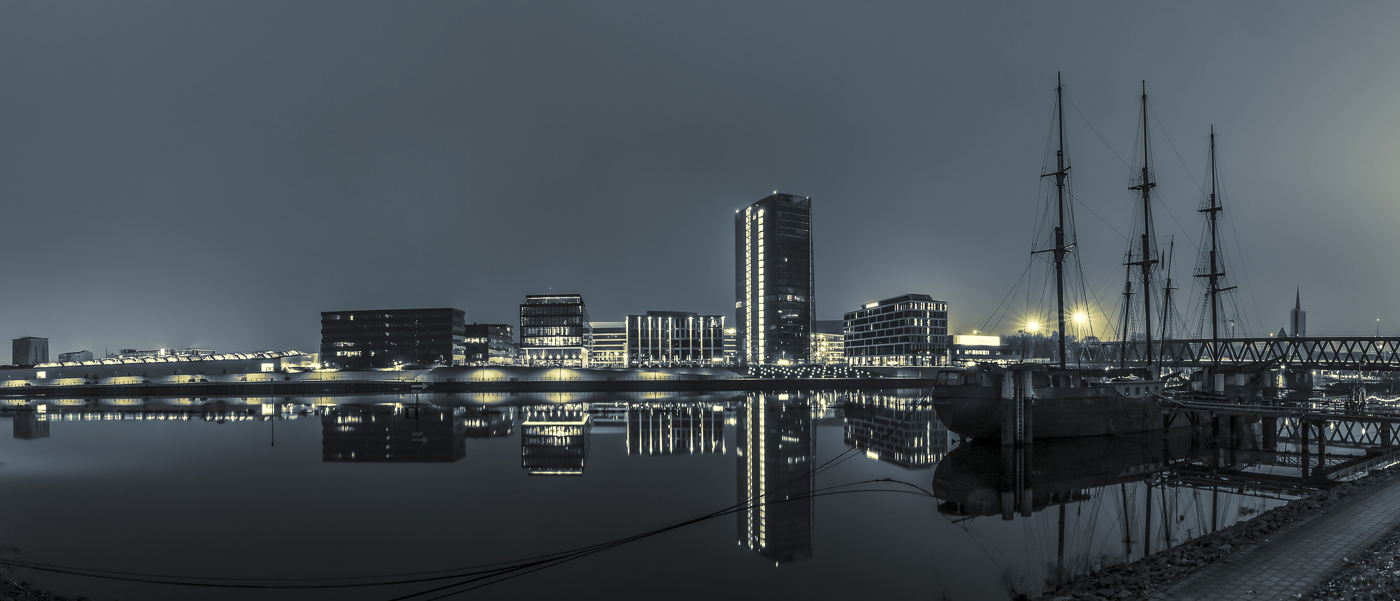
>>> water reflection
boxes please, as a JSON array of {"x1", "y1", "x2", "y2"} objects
[
  {"x1": 843, "y1": 393, "x2": 948, "y2": 468},
  {"x1": 321, "y1": 405, "x2": 468, "y2": 463},
  {"x1": 737, "y1": 392, "x2": 813, "y2": 564},
  {"x1": 12, "y1": 411, "x2": 48, "y2": 439},
  {"x1": 521, "y1": 404, "x2": 591, "y2": 476},
  {"x1": 626, "y1": 403, "x2": 724, "y2": 455}
]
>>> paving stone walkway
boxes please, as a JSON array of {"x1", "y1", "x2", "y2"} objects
[{"x1": 1152, "y1": 473, "x2": 1400, "y2": 600}]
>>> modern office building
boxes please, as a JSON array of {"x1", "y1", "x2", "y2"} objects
[
  {"x1": 626, "y1": 404, "x2": 724, "y2": 455},
  {"x1": 625, "y1": 311, "x2": 725, "y2": 367},
  {"x1": 737, "y1": 392, "x2": 813, "y2": 564},
  {"x1": 843, "y1": 294, "x2": 950, "y2": 367},
  {"x1": 735, "y1": 193, "x2": 814, "y2": 366},
  {"x1": 461, "y1": 324, "x2": 516, "y2": 366},
  {"x1": 320, "y1": 308, "x2": 467, "y2": 369},
  {"x1": 321, "y1": 405, "x2": 466, "y2": 463},
  {"x1": 521, "y1": 404, "x2": 590, "y2": 476},
  {"x1": 519, "y1": 294, "x2": 591, "y2": 367},
  {"x1": 723, "y1": 327, "x2": 738, "y2": 366},
  {"x1": 811, "y1": 320, "x2": 845, "y2": 365},
  {"x1": 12, "y1": 337, "x2": 48, "y2": 367},
  {"x1": 57, "y1": 350, "x2": 94, "y2": 363},
  {"x1": 590, "y1": 322, "x2": 626, "y2": 367},
  {"x1": 843, "y1": 393, "x2": 948, "y2": 468},
  {"x1": 951, "y1": 334, "x2": 1019, "y2": 364}
]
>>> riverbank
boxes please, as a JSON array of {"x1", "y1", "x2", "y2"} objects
[
  {"x1": 1302, "y1": 519, "x2": 1400, "y2": 600},
  {"x1": 1, "y1": 579, "x2": 84, "y2": 601},
  {"x1": 1030, "y1": 464, "x2": 1400, "y2": 601}
]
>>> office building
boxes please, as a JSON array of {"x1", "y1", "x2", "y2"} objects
[
  {"x1": 735, "y1": 193, "x2": 814, "y2": 366},
  {"x1": 590, "y1": 322, "x2": 626, "y2": 367},
  {"x1": 12, "y1": 337, "x2": 48, "y2": 367},
  {"x1": 519, "y1": 294, "x2": 591, "y2": 367},
  {"x1": 723, "y1": 328, "x2": 738, "y2": 366},
  {"x1": 462, "y1": 324, "x2": 516, "y2": 366},
  {"x1": 110, "y1": 347, "x2": 215, "y2": 360},
  {"x1": 811, "y1": 320, "x2": 845, "y2": 365},
  {"x1": 58, "y1": 350, "x2": 94, "y2": 363},
  {"x1": 843, "y1": 393, "x2": 947, "y2": 468},
  {"x1": 951, "y1": 334, "x2": 1019, "y2": 364},
  {"x1": 521, "y1": 405, "x2": 590, "y2": 476},
  {"x1": 625, "y1": 311, "x2": 725, "y2": 367},
  {"x1": 737, "y1": 392, "x2": 813, "y2": 564},
  {"x1": 320, "y1": 308, "x2": 466, "y2": 369},
  {"x1": 843, "y1": 294, "x2": 950, "y2": 367}
]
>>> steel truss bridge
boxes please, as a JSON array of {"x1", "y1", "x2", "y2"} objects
[{"x1": 1075, "y1": 337, "x2": 1400, "y2": 371}]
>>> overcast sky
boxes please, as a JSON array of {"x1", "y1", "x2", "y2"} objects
[{"x1": 2, "y1": 1, "x2": 1398, "y2": 355}]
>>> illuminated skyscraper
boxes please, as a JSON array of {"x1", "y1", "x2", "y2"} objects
[
  {"x1": 735, "y1": 193, "x2": 814, "y2": 366},
  {"x1": 736, "y1": 393, "x2": 813, "y2": 564}
]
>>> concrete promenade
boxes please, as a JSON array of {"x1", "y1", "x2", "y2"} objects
[{"x1": 1153, "y1": 471, "x2": 1400, "y2": 600}]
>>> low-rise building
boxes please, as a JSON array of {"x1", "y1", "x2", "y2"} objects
[
  {"x1": 843, "y1": 294, "x2": 950, "y2": 367},
  {"x1": 519, "y1": 294, "x2": 591, "y2": 367},
  {"x1": 811, "y1": 320, "x2": 846, "y2": 365},
  {"x1": 58, "y1": 350, "x2": 94, "y2": 363},
  {"x1": 462, "y1": 324, "x2": 516, "y2": 366},
  {"x1": 589, "y1": 322, "x2": 626, "y2": 367},
  {"x1": 951, "y1": 334, "x2": 1019, "y2": 364},
  {"x1": 625, "y1": 311, "x2": 725, "y2": 367},
  {"x1": 321, "y1": 308, "x2": 466, "y2": 369}
]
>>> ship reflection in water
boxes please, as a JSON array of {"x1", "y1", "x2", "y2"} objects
[{"x1": 0, "y1": 391, "x2": 1369, "y2": 601}]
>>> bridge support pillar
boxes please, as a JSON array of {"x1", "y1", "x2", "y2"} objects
[
  {"x1": 1316, "y1": 421, "x2": 1328, "y2": 481},
  {"x1": 1301, "y1": 422, "x2": 1311, "y2": 479},
  {"x1": 1262, "y1": 416, "x2": 1277, "y2": 450},
  {"x1": 1211, "y1": 415, "x2": 1221, "y2": 447},
  {"x1": 1383, "y1": 423, "x2": 1392, "y2": 450}
]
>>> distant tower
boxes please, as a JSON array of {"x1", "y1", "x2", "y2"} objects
[
  {"x1": 735, "y1": 193, "x2": 814, "y2": 366},
  {"x1": 1289, "y1": 288, "x2": 1306, "y2": 337},
  {"x1": 11, "y1": 337, "x2": 48, "y2": 367}
]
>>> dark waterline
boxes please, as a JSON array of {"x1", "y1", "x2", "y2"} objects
[{"x1": 1, "y1": 391, "x2": 1295, "y2": 600}]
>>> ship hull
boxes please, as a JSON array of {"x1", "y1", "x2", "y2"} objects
[{"x1": 931, "y1": 386, "x2": 1170, "y2": 440}]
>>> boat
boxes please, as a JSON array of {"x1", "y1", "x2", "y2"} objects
[{"x1": 931, "y1": 77, "x2": 1169, "y2": 442}]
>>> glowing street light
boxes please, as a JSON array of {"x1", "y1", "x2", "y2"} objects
[
  {"x1": 1027, "y1": 321, "x2": 1041, "y2": 333},
  {"x1": 1073, "y1": 312, "x2": 1088, "y2": 325}
]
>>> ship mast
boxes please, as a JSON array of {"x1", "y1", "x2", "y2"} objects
[
  {"x1": 1042, "y1": 72, "x2": 1071, "y2": 370},
  {"x1": 1126, "y1": 81, "x2": 1159, "y2": 372},
  {"x1": 1195, "y1": 126, "x2": 1235, "y2": 362}
]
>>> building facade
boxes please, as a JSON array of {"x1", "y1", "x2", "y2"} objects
[
  {"x1": 811, "y1": 320, "x2": 845, "y2": 365},
  {"x1": 320, "y1": 308, "x2": 466, "y2": 369},
  {"x1": 589, "y1": 322, "x2": 626, "y2": 367},
  {"x1": 462, "y1": 324, "x2": 516, "y2": 366},
  {"x1": 735, "y1": 193, "x2": 814, "y2": 366},
  {"x1": 57, "y1": 350, "x2": 94, "y2": 363},
  {"x1": 519, "y1": 294, "x2": 591, "y2": 367},
  {"x1": 11, "y1": 337, "x2": 48, "y2": 367},
  {"x1": 843, "y1": 294, "x2": 950, "y2": 367},
  {"x1": 951, "y1": 334, "x2": 1019, "y2": 364},
  {"x1": 625, "y1": 311, "x2": 725, "y2": 367}
]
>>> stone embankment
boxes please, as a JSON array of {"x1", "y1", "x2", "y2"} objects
[
  {"x1": 1, "y1": 580, "x2": 84, "y2": 601},
  {"x1": 1302, "y1": 520, "x2": 1400, "y2": 601},
  {"x1": 1029, "y1": 465, "x2": 1400, "y2": 601}
]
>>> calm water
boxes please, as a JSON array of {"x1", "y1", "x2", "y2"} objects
[{"x1": 1, "y1": 391, "x2": 1291, "y2": 601}]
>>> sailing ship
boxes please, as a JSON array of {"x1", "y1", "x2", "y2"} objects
[{"x1": 931, "y1": 77, "x2": 1171, "y2": 441}]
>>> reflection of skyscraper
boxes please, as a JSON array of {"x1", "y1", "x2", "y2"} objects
[
  {"x1": 737, "y1": 393, "x2": 813, "y2": 564},
  {"x1": 13, "y1": 412, "x2": 50, "y2": 440},
  {"x1": 321, "y1": 405, "x2": 466, "y2": 462},
  {"x1": 843, "y1": 393, "x2": 947, "y2": 468},
  {"x1": 626, "y1": 404, "x2": 723, "y2": 455},
  {"x1": 521, "y1": 405, "x2": 591, "y2": 476}
]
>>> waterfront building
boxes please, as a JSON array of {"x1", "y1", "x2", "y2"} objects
[
  {"x1": 843, "y1": 294, "x2": 950, "y2": 367},
  {"x1": 843, "y1": 394, "x2": 947, "y2": 468},
  {"x1": 735, "y1": 193, "x2": 814, "y2": 366},
  {"x1": 521, "y1": 404, "x2": 590, "y2": 476},
  {"x1": 320, "y1": 308, "x2": 467, "y2": 369},
  {"x1": 951, "y1": 334, "x2": 1019, "y2": 364},
  {"x1": 1290, "y1": 289, "x2": 1307, "y2": 337},
  {"x1": 57, "y1": 350, "x2": 94, "y2": 363},
  {"x1": 590, "y1": 321, "x2": 626, "y2": 367},
  {"x1": 737, "y1": 392, "x2": 813, "y2": 564},
  {"x1": 462, "y1": 324, "x2": 516, "y2": 366},
  {"x1": 11, "y1": 337, "x2": 48, "y2": 367},
  {"x1": 626, "y1": 404, "x2": 723, "y2": 455},
  {"x1": 321, "y1": 405, "x2": 466, "y2": 463},
  {"x1": 625, "y1": 311, "x2": 725, "y2": 367},
  {"x1": 111, "y1": 347, "x2": 215, "y2": 360},
  {"x1": 811, "y1": 320, "x2": 846, "y2": 365},
  {"x1": 519, "y1": 294, "x2": 591, "y2": 367}
]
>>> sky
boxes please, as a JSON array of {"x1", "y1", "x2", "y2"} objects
[{"x1": 2, "y1": 1, "x2": 1398, "y2": 355}]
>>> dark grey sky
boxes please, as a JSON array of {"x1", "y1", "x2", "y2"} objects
[{"x1": 3, "y1": 2, "x2": 1398, "y2": 354}]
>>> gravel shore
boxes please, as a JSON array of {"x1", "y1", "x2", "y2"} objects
[{"x1": 1029, "y1": 464, "x2": 1400, "y2": 601}]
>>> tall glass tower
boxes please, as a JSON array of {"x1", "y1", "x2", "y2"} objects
[{"x1": 735, "y1": 193, "x2": 814, "y2": 366}]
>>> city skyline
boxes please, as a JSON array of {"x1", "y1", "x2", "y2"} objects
[{"x1": 4, "y1": 3, "x2": 1398, "y2": 356}]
